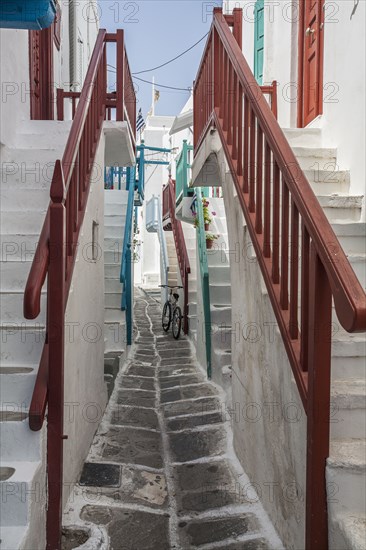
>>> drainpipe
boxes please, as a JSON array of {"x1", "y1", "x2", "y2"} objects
[{"x1": 69, "y1": 0, "x2": 77, "y2": 91}]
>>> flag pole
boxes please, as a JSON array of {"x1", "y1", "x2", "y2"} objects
[{"x1": 152, "y1": 76, "x2": 155, "y2": 117}]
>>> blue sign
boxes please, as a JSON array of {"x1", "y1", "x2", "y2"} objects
[{"x1": 0, "y1": 0, "x2": 57, "y2": 30}]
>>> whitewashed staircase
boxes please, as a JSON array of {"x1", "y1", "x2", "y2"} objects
[
  {"x1": 104, "y1": 189, "x2": 128, "y2": 354},
  {"x1": 282, "y1": 129, "x2": 366, "y2": 549},
  {"x1": 165, "y1": 232, "x2": 178, "y2": 288},
  {"x1": 0, "y1": 121, "x2": 70, "y2": 549},
  {"x1": 178, "y1": 224, "x2": 198, "y2": 337},
  {"x1": 206, "y1": 198, "x2": 232, "y2": 391},
  {"x1": 179, "y1": 198, "x2": 233, "y2": 391}
]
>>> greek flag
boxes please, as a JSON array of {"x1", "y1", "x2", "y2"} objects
[{"x1": 136, "y1": 108, "x2": 145, "y2": 132}]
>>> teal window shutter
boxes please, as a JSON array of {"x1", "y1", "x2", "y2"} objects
[{"x1": 254, "y1": 0, "x2": 264, "y2": 85}]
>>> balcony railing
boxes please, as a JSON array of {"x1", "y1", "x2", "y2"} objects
[{"x1": 175, "y1": 140, "x2": 193, "y2": 206}]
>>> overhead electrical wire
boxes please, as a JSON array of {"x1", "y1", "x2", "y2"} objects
[
  {"x1": 107, "y1": 65, "x2": 192, "y2": 92},
  {"x1": 133, "y1": 76, "x2": 192, "y2": 92},
  {"x1": 132, "y1": 32, "x2": 209, "y2": 75},
  {"x1": 107, "y1": 66, "x2": 192, "y2": 92},
  {"x1": 106, "y1": 32, "x2": 209, "y2": 92}
]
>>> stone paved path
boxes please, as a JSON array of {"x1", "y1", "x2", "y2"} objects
[{"x1": 63, "y1": 290, "x2": 283, "y2": 550}]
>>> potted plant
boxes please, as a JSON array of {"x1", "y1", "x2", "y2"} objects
[
  {"x1": 192, "y1": 197, "x2": 216, "y2": 230},
  {"x1": 202, "y1": 198, "x2": 216, "y2": 230},
  {"x1": 206, "y1": 233, "x2": 218, "y2": 249}
]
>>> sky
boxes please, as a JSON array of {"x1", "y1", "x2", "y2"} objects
[{"x1": 100, "y1": 0, "x2": 222, "y2": 118}]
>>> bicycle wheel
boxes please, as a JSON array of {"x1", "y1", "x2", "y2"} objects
[
  {"x1": 162, "y1": 301, "x2": 172, "y2": 332},
  {"x1": 172, "y1": 306, "x2": 182, "y2": 340}
]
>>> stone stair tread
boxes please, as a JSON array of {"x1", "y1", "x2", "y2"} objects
[
  {"x1": 332, "y1": 220, "x2": 366, "y2": 232},
  {"x1": 292, "y1": 145, "x2": 337, "y2": 156},
  {"x1": 347, "y1": 253, "x2": 366, "y2": 261},
  {"x1": 335, "y1": 513, "x2": 366, "y2": 550},
  {"x1": 333, "y1": 331, "x2": 366, "y2": 341},
  {"x1": 0, "y1": 460, "x2": 40, "y2": 482},
  {"x1": 0, "y1": 525, "x2": 27, "y2": 550},
  {"x1": 332, "y1": 379, "x2": 366, "y2": 408},
  {"x1": 317, "y1": 194, "x2": 363, "y2": 207},
  {"x1": 0, "y1": 365, "x2": 35, "y2": 374},
  {"x1": 328, "y1": 439, "x2": 366, "y2": 472}
]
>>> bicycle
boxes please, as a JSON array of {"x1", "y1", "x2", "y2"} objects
[{"x1": 159, "y1": 284, "x2": 184, "y2": 340}]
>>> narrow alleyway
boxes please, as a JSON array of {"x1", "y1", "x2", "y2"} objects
[{"x1": 63, "y1": 290, "x2": 283, "y2": 549}]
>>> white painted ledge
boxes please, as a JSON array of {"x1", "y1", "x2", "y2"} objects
[{"x1": 103, "y1": 121, "x2": 135, "y2": 167}]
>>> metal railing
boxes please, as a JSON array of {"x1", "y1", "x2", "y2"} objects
[
  {"x1": 175, "y1": 140, "x2": 193, "y2": 205},
  {"x1": 120, "y1": 167, "x2": 135, "y2": 345},
  {"x1": 195, "y1": 187, "x2": 212, "y2": 378},
  {"x1": 105, "y1": 166, "x2": 127, "y2": 190},
  {"x1": 193, "y1": 8, "x2": 366, "y2": 549},
  {"x1": 23, "y1": 29, "x2": 136, "y2": 549}
]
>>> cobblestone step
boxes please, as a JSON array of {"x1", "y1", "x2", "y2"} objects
[{"x1": 63, "y1": 289, "x2": 283, "y2": 549}]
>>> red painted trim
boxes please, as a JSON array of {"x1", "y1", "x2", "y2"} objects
[{"x1": 297, "y1": 0, "x2": 305, "y2": 128}]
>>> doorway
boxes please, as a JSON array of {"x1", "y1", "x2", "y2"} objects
[{"x1": 298, "y1": 0, "x2": 325, "y2": 127}]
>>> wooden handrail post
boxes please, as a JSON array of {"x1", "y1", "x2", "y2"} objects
[
  {"x1": 306, "y1": 243, "x2": 331, "y2": 550},
  {"x1": 47, "y1": 161, "x2": 66, "y2": 550},
  {"x1": 213, "y1": 28, "x2": 220, "y2": 110},
  {"x1": 116, "y1": 29, "x2": 125, "y2": 121},
  {"x1": 272, "y1": 80, "x2": 278, "y2": 119},
  {"x1": 232, "y1": 8, "x2": 243, "y2": 49},
  {"x1": 57, "y1": 88, "x2": 64, "y2": 121}
]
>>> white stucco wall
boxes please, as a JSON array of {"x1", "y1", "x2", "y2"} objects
[
  {"x1": 68, "y1": 0, "x2": 100, "y2": 91},
  {"x1": 0, "y1": 29, "x2": 30, "y2": 147},
  {"x1": 63, "y1": 132, "x2": 107, "y2": 502}
]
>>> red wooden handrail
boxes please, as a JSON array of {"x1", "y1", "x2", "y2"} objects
[
  {"x1": 194, "y1": 8, "x2": 366, "y2": 550},
  {"x1": 56, "y1": 31, "x2": 136, "y2": 149},
  {"x1": 163, "y1": 179, "x2": 191, "y2": 334},
  {"x1": 23, "y1": 28, "x2": 136, "y2": 550}
]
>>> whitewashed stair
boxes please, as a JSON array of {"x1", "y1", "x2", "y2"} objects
[
  {"x1": 277, "y1": 128, "x2": 366, "y2": 549},
  {"x1": 165, "y1": 232, "x2": 179, "y2": 288},
  {"x1": 227, "y1": 127, "x2": 366, "y2": 548},
  {"x1": 104, "y1": 189, "x2": 128, "y2": 353},
  {"x1": 205, "y1": 198, "x2": 232, "y2": 390},
  {"x1": 0, "y1": 121, "x2": 70, "y2": 549},
  {"x1": 178, "y1": 225, "x2": 197, "y2": 339}
]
